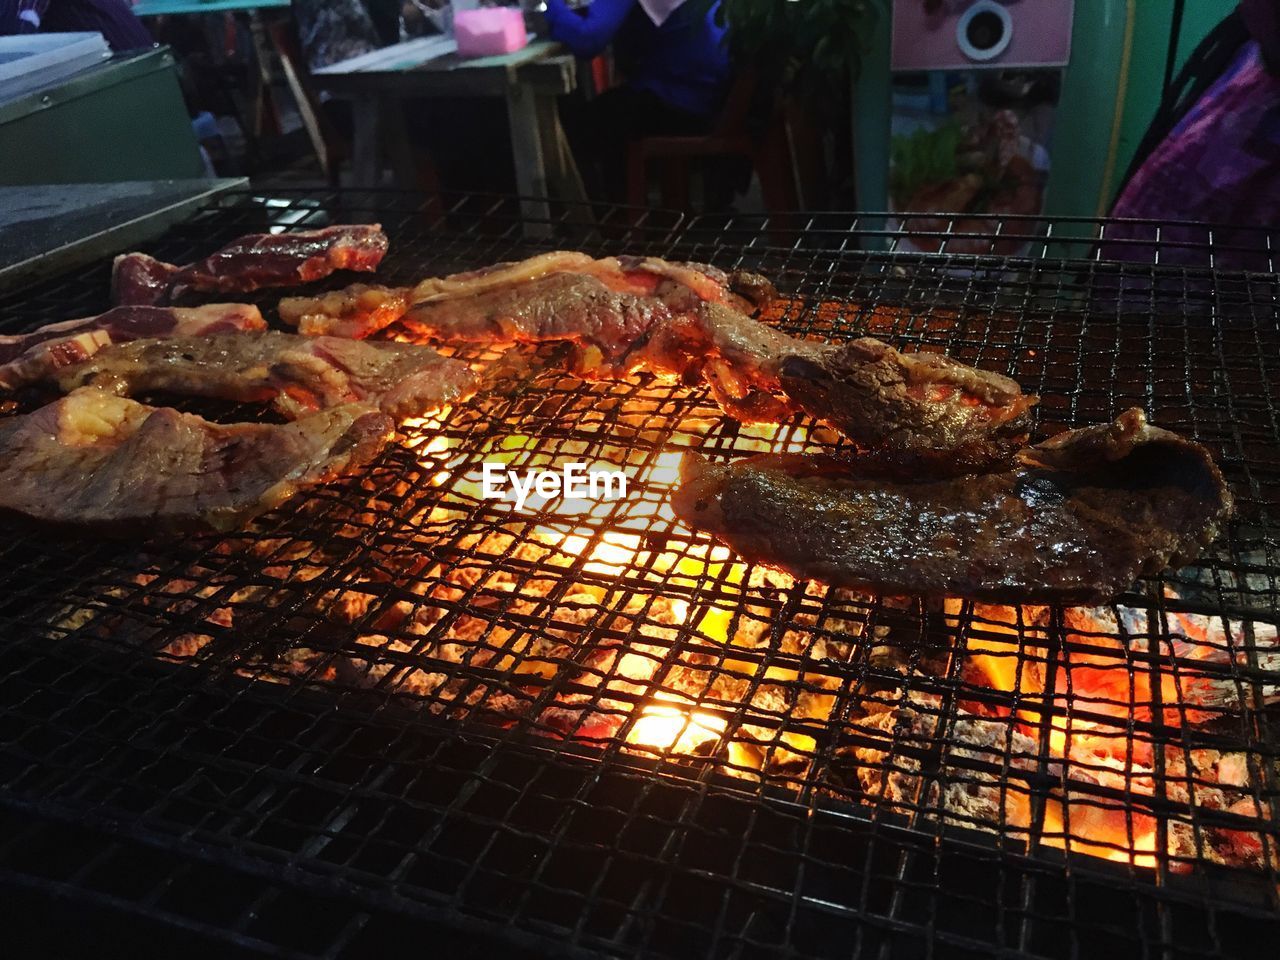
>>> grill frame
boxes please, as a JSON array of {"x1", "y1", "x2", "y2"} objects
[{"x1": 0, "y1": 188, "x2": 1278, "y2": 959}]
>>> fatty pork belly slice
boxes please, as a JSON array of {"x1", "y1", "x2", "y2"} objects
[
  {"x1": 673, "y1": 409, "x2": 1233, "y2": 605},
  {"x1": 278, "y1": 252, "x2": 605, "y2": 338},
  {"x1": 0, "y1": 387, "x2": 393, "y2": 535},
  {"x1": 279, "y1": 250, "x2": 777, "y2": 340},
  {"x1": 55, "y1": 331, "x2": 479, "y2": 421},
  {"x1": 282, "y1": 248, "x2": 1035, "y2": 466},
  {"x1": 112, "y1": 224, "x2": 389, "y2": 306},
  {"x1": 0, "y1": 303, "x2": 265, "y2": 391}
]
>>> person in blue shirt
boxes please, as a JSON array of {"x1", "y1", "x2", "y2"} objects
[{"x1": 545, "y1": 0, "x2": 731, "y2": 202}]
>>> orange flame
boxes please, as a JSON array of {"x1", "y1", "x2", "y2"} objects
[{"x1": 958, "y1": 601, "x2": 1162, "y2": 869}]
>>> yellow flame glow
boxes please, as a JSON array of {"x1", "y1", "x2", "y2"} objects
[{"x1": 627, "y1": 698, "x2": 727, "y2": 753}]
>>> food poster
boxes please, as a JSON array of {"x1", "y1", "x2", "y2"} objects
[{"x1": 889, "y1": 70, "x2": 1060, "y2": 254}]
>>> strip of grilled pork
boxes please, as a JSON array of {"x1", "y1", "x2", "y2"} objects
[
  {"x1": 278, "y1": 250, "x2": 776, "y2": 340},
  {"x1": 672, "y1": 409, "x2": 1232, "y2": 604},
  {"x1": 0, "y1": 303, "x2": 266, "y2": 392},
  {"x1": 113, "y1": 224, "x2": 388, "y2": 306},
  {"x1": 405, "y1": 277, "x2": 1035, "y2": 463},
  {"x1": 54, "y1": 331, "x2": 478, "y2": 420},
  {"x1": 776, "y1": 338, "x2": 1036, "y2": 475},
  {"x1": 283, "y1": 250, "x2": 1032, "y2": 472},
  {"x1": 0, "y1": 388, "x2": 392, "y2": 535}
]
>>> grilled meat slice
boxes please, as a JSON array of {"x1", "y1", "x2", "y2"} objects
[
  {"x1": 55, "y1": 331, "x2": 478, "y2": 420},
  {"x1": 280, "y1": 250, "x2": 775, "y2": 340},
  {"x1": 410, "y1": 251, "x2": 604, "y2": 303},
  {"x1": 112, "y1": 224, "x2": 388, "y2": 306},
  {"x1": 0, "y1": 303, "x2": 266, "y2": 391},
  {"x1": 290, "y1": 250, "x2": 1030, "y2": 466},
  {"x1": 777, "y1": 338, "x2": 1036, "y2": 475},
  {"x1": 403, "y1": 274, "x2": 792, "y2": 420},
  {"x1": 407, "y1": 251, "x2": 775, "y2": 314},
  {"x1": 407, "y1": 274, "x2": 1034, "y2": 440},
  {"x1": 608, "y1": 255, "x2": 777, "y2": 313},
  {"x1": 399, "y1": 251, "x2": 775, "y2": 316},
  {"x1": 0, "y1": 387, "x2": 392, "y2": 535},
  {"x1": 278, "y1": 284, "x2": 411, "y2": 339},
  {"x1": 405, "y1": 272, "x2": 671, "y2": 372},
  {"x1": 672, "y1": 409, "x2": 1233, "y2": 604}
]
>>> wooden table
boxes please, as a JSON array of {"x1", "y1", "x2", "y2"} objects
[{"x1": 312, "y1": 39, "x2": 586, "y2": 225}]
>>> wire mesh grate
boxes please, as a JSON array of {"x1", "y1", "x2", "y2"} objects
[{"x1": 0, "y1": 189, "x2": 1277, "y2": 958}]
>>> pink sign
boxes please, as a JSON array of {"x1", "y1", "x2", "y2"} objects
[{"x1": 892, "y1": 0, "x2": 1074, "y2": 72}]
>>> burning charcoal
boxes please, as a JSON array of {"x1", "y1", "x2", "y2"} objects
[
  {"x1": 831, "y1": 688, "x2": 941, "y2": 807},
  {"x1": 334, "y1": 630, "x2": 449, "y2": 700},
  {"x1": 530, "y1": 595, "x2": 685, "y2": 743},
  {"x1": 158, "y1": 634, "x2": 214, "y2": 659},
  {"x1": 1052, "y1": 603, "x2": 1280, "y2": 729},
  {"x1": 837, "y1": 690, "x2": 1038, "y2": 835},
  {"x1": 1164, "y1": 748, "x2": 1276, "y2": 872}
]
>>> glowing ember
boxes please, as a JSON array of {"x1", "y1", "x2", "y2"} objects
[{"x1": 627, "y1": 700, "x2": 727, "y2": 753}]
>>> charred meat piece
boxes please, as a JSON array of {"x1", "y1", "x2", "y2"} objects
[
  {"x1": 778, "y1": 337, "x2": 1036, "y2": 475},
  {"x1": 277, "y1": 252, "x2": 609, "y2": 341},
  {"x1": 0, "y1": 387, "x2": 392, "y2": 535},
  {"x1": 673, "y1": 409, "x2": 1233, "y2": 604},
  {"x1": 635, "y1": 300, "x2": 800, "y2": 421},
  {"x1": 403, "y1": 273, "x2": 792, "y2": 420},
  {"x1": 281, "y1": 250, "x2": 775, "y2": 340},
  {"x1": 0, "y1": 303, "x2": 265, "y2": 391},
  {"x1": 609, "y1": 255, "x2": 777, "y2": 314},
  {"x1": 55, "y1": 331, "x2": 478, "y2": 420},
  {"x1": 410, "y1": 251, "x2": 602, "y2": 303},
  {"x1": 112, "y1": 224, "x2": 388, "y2": 306}
]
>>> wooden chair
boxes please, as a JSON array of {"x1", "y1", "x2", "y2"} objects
[{"x1": 625, "y1": 71, "x2": 799, "y2": 213}]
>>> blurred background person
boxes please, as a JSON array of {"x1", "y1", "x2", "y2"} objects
[{"x1": 545, "y1": 0, "x2": 730, "y2": 202}]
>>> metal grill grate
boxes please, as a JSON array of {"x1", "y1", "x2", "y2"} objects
[{"x1": 0, "y1": 189, "x2": 1277, "y2": 958}]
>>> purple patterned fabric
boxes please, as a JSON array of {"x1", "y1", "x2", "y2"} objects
[{"x1": 1104, "y1": 41, "x2": 1280, "y2": 272}]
